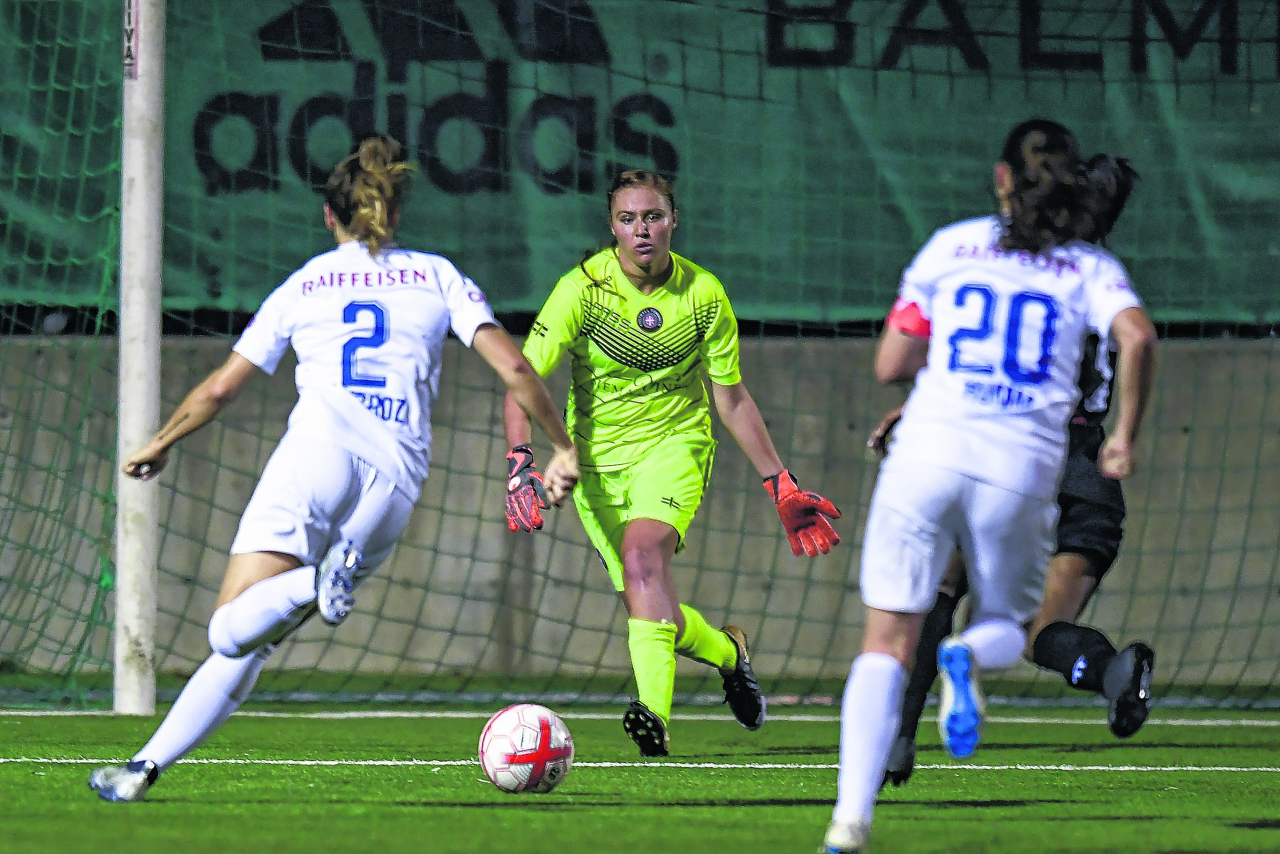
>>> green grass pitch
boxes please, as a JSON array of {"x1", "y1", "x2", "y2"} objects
[{"x1": 2, "y1": 705, "x2": 1277, "y2": 853}]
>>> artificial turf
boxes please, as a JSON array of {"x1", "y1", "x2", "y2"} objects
[{"x1": 2, "y1": 705, "x2": 1277, "y2": 853}]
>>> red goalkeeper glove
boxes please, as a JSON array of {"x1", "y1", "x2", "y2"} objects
[
  {"x1": 505, "y1": 445, "x2": 549, "y2": 532},
  {"x1": 764, "y1": 469, "x2": 841, "y2": 557}
]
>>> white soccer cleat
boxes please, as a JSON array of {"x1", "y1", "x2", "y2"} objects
[
  {"x1": 88, "y1": 760, "x2": 158, "y2": 802},
  {"x1": 315, "y1": 540, "x2": 363, "y2": 626},
  {"x1": 937, "y1": 637, "x2": 985, "y2": 759},
  {"x1": 820, "y1": 820, "x2": 870, "y2": 853}
]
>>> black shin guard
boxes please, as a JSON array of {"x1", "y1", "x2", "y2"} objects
[
  {"x1": 898, "y1": 590, "x2": 960, "y2": 738},
  {"x1": 1032, "y1": 621, "x2": 1117, "y2": 694}
]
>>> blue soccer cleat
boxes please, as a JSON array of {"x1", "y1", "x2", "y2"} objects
[
  {"x1": 937, "y1": 637, "x2": 985, "y2": 759},
  {"x1": 315, "y1": 540, "x2": 363, "y2": 626},
  {"x1": 88, "y1": 760, "x2": 158, "y2": 802}
]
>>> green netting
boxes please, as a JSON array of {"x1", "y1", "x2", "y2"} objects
[
  {"x1": 7, "y1": 0, "x2": 1280, "y2": 321},
  {"x1": 0, "y1": 0, "x2": 120, "y2": 703},
  {"x1": 1, "y1": 1, "x2": 1279, "y2": 708}
]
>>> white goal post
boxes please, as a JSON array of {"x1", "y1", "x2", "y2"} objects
[{"x1": 114, "y1": 0, "x2": 166, "y2": 714}]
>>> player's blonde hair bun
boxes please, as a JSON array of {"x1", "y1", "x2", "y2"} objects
[{"x1": 325, "y1": 134, "x2": 416, "y2": 257}]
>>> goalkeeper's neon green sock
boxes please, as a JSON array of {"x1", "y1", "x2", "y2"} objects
[
  {"x1": 627, "y1": 618, "x2": 677, "y2": 725},
  {"x1": 674, "y1": 603, "x2": 738, "y2": 672}
]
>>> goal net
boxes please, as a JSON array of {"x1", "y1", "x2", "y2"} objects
[{"x1": 2, "y1": 0, "x2": 1278, "y2": 707}]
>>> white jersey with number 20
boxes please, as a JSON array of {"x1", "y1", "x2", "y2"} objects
[
  {"x1": 886, "y1": 216, "x2": 1141, "y2": 499},
  {"x1": 233, "y1": 240, "x2": 497, "y2": 502}
]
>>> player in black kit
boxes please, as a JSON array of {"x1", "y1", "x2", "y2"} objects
[{"x1": 874, "y1": 153, "x2": 1156, "y2": 787}]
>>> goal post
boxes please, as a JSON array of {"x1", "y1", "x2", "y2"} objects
[{"x1": 114, "y1": 0, "x2": 165, "y2": 715}]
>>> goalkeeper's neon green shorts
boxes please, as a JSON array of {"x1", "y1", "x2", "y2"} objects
[{"x1": 573, "y1": 435, "x2": 716, "y2": 592}]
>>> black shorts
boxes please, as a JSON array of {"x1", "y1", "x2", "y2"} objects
[{"x1": 1055, "y1": 424, "x2": 1126, "y2": 579}]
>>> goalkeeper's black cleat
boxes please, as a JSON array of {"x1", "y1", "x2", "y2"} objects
[
  {"x1": 89, "y1": 760, "x2": 159, "y2": 803},
  {"x1": 719, "y1": 625, "x2": 766, "y2": 731},
  {"x1": 622, "y1": 700, "x2": 670, "y2": 757},
  {"x1": 881, "y1": 734, "x2": 916, "y2": 790},
  {"x1": 1103, "y1": 641, "x2": 1155, "y2": 738}
]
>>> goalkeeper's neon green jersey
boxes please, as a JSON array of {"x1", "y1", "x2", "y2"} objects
[{"x1": 523, "y1": 248, "x2": 742, "y2": 471}]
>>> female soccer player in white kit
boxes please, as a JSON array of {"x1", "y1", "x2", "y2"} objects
[
  {"x1": 89, "y1": 135, "x2": 578, "y2": 802},
  {"x1": 821, "y1": 119, "x2": 1157, "y2": 853}
]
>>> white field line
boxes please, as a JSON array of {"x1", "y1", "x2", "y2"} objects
[
  {"x1": 2, "y1": 709, "x2": 1277, "y2": 728},
  {"x1": 3, "y1": 757, "x2": 1280, "y2": 773}
]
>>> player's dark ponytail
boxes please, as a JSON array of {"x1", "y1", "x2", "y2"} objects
[
  {"x1": 577, "y1": 169, "x2": 678, "y2": 288},
  {"x1": 325, "y1": 135, "x2": 416, "y2": 257},
  {"x1": 996, "y1": 119, "x2": 1089, "y2": 254},
  {"x1": 1078, "y1": 154, "x2": 1140, "y2": 246}
]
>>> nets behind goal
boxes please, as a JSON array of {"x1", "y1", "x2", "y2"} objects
[{"x1": 1, "y1": 0, "x2": 1278, "y2": 707}]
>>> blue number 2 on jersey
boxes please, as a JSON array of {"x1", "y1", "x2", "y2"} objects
[
  {"x1": 342, "y1": 301, "x2": 388, "y2": 388},
  {"x1": 948, "y1": 286, "x2": 1059, "y2": 385}
]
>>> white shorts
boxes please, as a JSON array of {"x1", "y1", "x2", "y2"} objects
[
  {"x1": 859, "y1": 462, "x2": 1056, "y2": 624},
  {"x1": 230, "y1": 429, "x2": 415, "y2": 570}
]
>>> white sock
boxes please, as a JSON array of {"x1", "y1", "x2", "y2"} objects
[
  {"x1": 833, "y1": 652, "x2": 908, "y2": 825},
  {"x1": 207, "y1": 566, "x2": 317, "y2": 658},
  {"x1": 961, "y1": 618, "x2": 1026, "y2": 670},
  {"x1": 133, "y1": 646, "x2": 271, "y2": 771}
]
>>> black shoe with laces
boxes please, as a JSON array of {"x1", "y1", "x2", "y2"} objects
[
  {"x1": 1103, "y1": 641, "x2": 1155, "y2": 738},
  {"x1": 622, "y1": 700, "x2": 670, "y2": 757},
  {"x1": 881, "y1": 734, "x2": 916, "y2": 790},
  {"x1": 719, "y1": 625, "x2": 766, "y2": 731}
]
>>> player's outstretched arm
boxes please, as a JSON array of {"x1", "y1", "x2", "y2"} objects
[
  {"x1": 123, "y1": 352, "x2": 261, "y2": 480},
  {"x1": 1099, "y1": 306, "x2": 1157, "y2": 480},
  {"x1": 711, "y1": 381, "x2": 841, "y2": 557},
  {"x1": 472, "y1": 324, "x2": 579, "y2": 512}
]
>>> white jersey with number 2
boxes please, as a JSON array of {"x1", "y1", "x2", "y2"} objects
[
  {"x1": 886, "y1": 216, "x2": 1141, "y2": 499},
  {"x1": 233, "y1": 240, "x2": 497, "y2": 502}
]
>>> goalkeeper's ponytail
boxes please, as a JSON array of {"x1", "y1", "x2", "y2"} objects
[
  {"x1": 324, "y1": 135, "x2": 416, "y2": 257},
  {"x1": 578, "y1": 169, "x2": 677, "y2": 288}
]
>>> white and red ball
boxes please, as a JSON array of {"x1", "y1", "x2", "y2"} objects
[{"x1": 478, "y1": 703, "x2": 574, "y2": 794}]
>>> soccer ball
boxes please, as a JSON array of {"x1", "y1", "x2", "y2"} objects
[{"x1": 478, "y1": 703, "x2": 574, "y2": 794}]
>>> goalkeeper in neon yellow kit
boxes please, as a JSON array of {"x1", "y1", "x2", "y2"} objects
[{"x1": 502, "y1": 169, "x2": 842, "y2": 757}]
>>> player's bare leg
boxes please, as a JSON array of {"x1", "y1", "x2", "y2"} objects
[
  {"x1": 1028, "y1": 552, "x2": 1155, "y2": 737},
  {"x1": 1025, "y1": 552, "x2": 1098, "y2": 646},
  {"x1": 216, "y1": 551, "x2": 304, "y2": 606},
  {"x1": 619, "y1": 519, "x2": 682, "y2": 757},
  {"x1": 828, "y1": 607, "x2": 922, "y2": 852},
  {"x1": 617, "y1": 518, "x2": 758, "y2": 754},
  {"x1": 208, "y1": 551, "x2": 322, "y2": 656}
]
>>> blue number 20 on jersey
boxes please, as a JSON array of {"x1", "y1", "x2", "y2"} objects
[{"x1": 947, "y1": 285, "x2": 1059, "y2": 387}]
